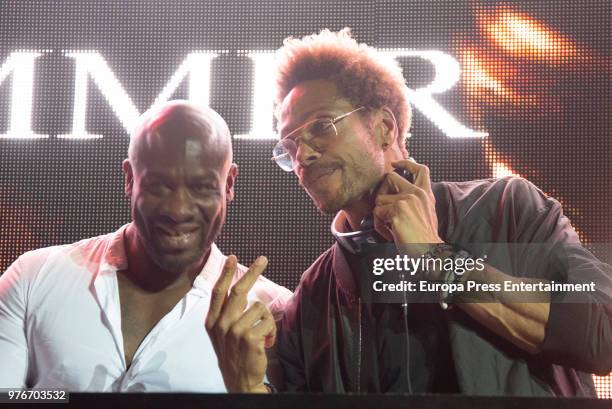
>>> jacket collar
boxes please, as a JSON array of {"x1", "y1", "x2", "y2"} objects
[{"x1": 330, "y1": 211, "x2": 360, "y2": 300}]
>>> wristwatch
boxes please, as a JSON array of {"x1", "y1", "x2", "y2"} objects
[{"x1": 422, "y1": 243, "x2": 472, "y2": 309}]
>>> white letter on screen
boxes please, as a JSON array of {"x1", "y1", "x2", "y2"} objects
[
  {"x1": 59, "y1": 51, "x2": 219, "y2": 139},
  {"x1": 238, "y1": 51, "x2": 276, "y2": 139},
  {"x1": 381, "y1": 49, "x2": 487, "y2": 138},
  {"x1": 0, "y1": 51, "x2": 48, "y2": 139}
]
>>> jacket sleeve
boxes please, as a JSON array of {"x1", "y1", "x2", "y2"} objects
[
  {"x1": 540, "y1": 238, "x2": 612, "y2": 375},
  {"x1": 504, "y1": 177, "x2": 612, "y2": 375},
  {"x1": 273, "y1": 287, "x2": 307, "y2": 391},
  {"x1": 0, "y1": 256, "x2": 30, "y2": 387}
]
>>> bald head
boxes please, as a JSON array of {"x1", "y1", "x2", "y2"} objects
[
  {"x1": 128, "y1": 100, "x2": 233, "y2": 170},
  {"x1": 122, "y1": 100, "x2": 238, "y2": 276}
]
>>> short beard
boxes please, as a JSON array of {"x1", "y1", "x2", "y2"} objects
[{"x1": 315, "y1": 151, "x2": 385, "y2": 215}]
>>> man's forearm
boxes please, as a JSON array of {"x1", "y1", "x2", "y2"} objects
[
  {"x1": 458, "y1": 300, "x2": 549, "y2": 354},
  {"x1": 453, "y1": 261, "x2": 550, "y2": 354}
]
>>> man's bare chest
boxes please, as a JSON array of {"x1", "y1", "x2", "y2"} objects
[{"x1": 118, "y1": 284, "x2": 188, "y2": 367}]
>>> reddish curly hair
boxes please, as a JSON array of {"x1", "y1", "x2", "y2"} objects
[{"x1": 274, "y1": 28, "x2": 411, "y2": 155}]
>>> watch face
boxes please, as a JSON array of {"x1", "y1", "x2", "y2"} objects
[{"x1": 426, "y1": 243, "x2": 454, "y2": 258}]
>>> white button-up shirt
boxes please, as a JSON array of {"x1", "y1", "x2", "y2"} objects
[{"x1": 0, "y1": 224, "x2": 292, "y2": 392}]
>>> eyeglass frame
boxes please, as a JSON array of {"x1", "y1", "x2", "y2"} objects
[{"x1": 271, "y1": 106, "x2": 366, "y2": 171}]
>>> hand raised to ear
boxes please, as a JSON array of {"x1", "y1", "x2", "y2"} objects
[{"x1": 373, "y1": 160, "x2": 443, "y2": 257}]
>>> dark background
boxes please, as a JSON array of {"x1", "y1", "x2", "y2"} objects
[
  {"x1": 0, "y1": 0, "x2": 610, "y2": 397},
  {"x1": 1, "y1": 0, "x2": 610, "y2": 288}
]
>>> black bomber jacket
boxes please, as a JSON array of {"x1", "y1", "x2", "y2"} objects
[{"x1": 274, "y1": 177, "x2": 612, "y2": 395}]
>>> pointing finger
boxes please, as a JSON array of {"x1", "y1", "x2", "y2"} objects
[
  {"x1": 206, "y1": 255, "x2": 237, "y2": 329},
  {"x1": 223, "y1": 256, "x2": 268, "y2": 317}
]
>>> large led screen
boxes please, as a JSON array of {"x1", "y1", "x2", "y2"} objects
[{"x1": 0, "y1": 0, "x2": 610, "y2": 397}]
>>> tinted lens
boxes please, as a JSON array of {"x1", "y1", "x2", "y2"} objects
[
  {"x1": 307, "y1": 119, "x2": 335, "y2": 139},
  {"x1": 272, "y1": 119, "x2": 334, "y2": 171},
  {"x1": 273, "y1": 139, "x2": 297, "y2": 171}
]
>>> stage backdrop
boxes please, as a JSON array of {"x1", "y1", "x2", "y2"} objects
[{"x1": 0, "y1": 0, "x2": 610, "y2": 396}]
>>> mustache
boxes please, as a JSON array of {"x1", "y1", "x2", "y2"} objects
[{"x1": 300, "y1": 164, "x2": 341, "y2": 186}]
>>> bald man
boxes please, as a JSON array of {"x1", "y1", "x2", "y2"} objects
[{"x1": 0, "y1": 100, "x2": 291, "y2": 392}]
